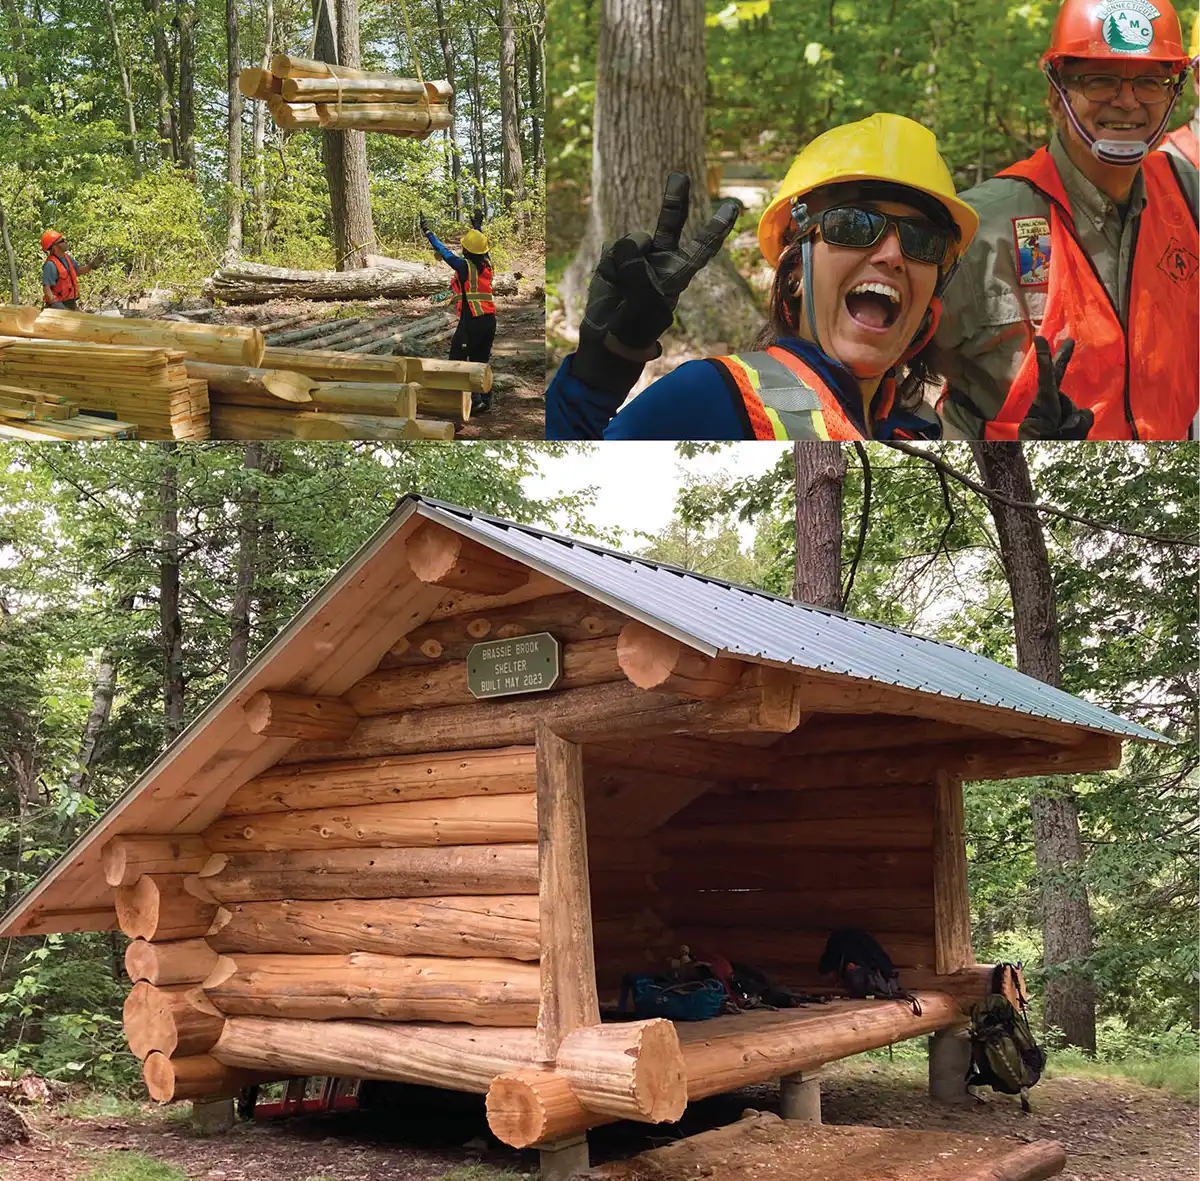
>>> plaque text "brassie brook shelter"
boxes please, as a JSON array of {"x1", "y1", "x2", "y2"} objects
[{"x1": 467, "y1": 631, "x2": 562, "y2": 699}]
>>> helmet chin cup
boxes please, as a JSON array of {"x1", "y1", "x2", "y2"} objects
[{"x1": 1091, "y1": 138, "x2": 1149, "y2": 166}]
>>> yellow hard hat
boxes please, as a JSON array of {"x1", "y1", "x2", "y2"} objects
[
  {"x1": 757, "y1": 113, "x2": 979, "y2": 268},
  {"x1": 461, "y1": 229, "x2": 489, "y2": 254}
]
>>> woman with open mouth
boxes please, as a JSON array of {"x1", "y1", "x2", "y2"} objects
[{"x1": 547, "y1": 114, "x2": 1007, "y2": 441}]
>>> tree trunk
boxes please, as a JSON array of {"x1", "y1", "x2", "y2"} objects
[
  {"x1": 432, "y1": 0, "x2": 461, "y2": 220},
  {"x1": 159, "y1": 443, "x2": 185, "y2": 744},
  {"x1": 971, "y1": 442, "x2": 1097, "y2": 1054},
  {"x1": 64, "y1": 595, "x2": 135, "y2": 804},
  {"x1": 0, "y1": 0, "x2": 34, "y2": 91},
  {"x1": 0, "y1": 191, "x2": 19, "y2": 302},
  {"x1": 467, "y1": 20, "x2": 487, "y2": 210},
  {"x1": 498, "y1": 0, "x2": 526, "y2": 218},
  {"x1": 793, "y1": 442, "x2": 847, "y2": 611},
  {"x1": 144, "y1": 0, "x2": 179, "y2": 160},
  {"x1": 228, "y1": 442, "x2": 263, "y2": 680},
  {"x1": 252, "y1": 0, "x2": 274, "y2": 253},
  {"x1": 177, "y1": 0, "x2": 198, "y2": 171},
  {"x1": 559, "y1": 0, "x2": 760, "y2": 349},
  {"x1": 525, "y1": 19, "x2": 542, "y2": 179},
  {"x1": 226, "y1": 0, "x2": 244, "y2": 258},
  {"x1": 313, "y1": 0, "x2": 376, "y2": 269},
  {"x1": 103, "y1": 0, "x2": 141, "y2": 177}
]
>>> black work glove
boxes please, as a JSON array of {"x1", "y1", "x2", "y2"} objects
[
  {"x1": 418, "y1": 212, "x2": 430, "y2": 234},
  {"x1": 571, "y1": 172, "x2": 741, "y2": 396},
  {"x1": 1018, "y1": 336, "x2": 1093, "y2": 440},
  {"x1": 471, "y1": 207, "x2": 485, "y2": 231}
]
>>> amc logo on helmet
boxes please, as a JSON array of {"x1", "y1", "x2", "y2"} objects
[{"x1": 1095, "y1": 0, "x2": 1161, "y2": 53}]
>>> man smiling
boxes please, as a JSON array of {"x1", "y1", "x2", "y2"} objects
[{"x1": 935, "y1": 0, "x2": 1199, "y2": 440}]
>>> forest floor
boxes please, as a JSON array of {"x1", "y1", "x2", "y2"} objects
[
  {"x1": 200, "y1": 253, "x2": 546, "y2": 442},
  {"x1": 2, "y1": 1057, "x2": 1194, "y2": 1181}
]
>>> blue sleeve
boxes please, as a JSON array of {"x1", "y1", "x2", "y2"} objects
[
  {"x1": 425, "y1": 231, "x2": 468, "y2": 279},
  {"x1": 545, "y1": 355, "x2": 749, "y2": 441},
  {"x1": 42, "y1": 259, "x2": 57, "y2": 285}
]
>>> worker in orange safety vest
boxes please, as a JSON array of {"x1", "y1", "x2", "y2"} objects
[
  {"x1": 934, "y1": 0, "x2": 1199, "y2": 440},
  {"x1": 1161, "y1": 14, "x2": 1199, "y2": 166},
  {"x1": 40, "y1": 230, "x2": 100, "y2": 310}
]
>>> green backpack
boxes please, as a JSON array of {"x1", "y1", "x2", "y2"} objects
[{"x1": 965, "y1": 963, "x2": 1047, "y2": 1113}]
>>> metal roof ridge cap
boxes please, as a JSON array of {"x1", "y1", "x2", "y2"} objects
[{"x1": 0, "y1": 497, "x2": 425, "y2": 936}]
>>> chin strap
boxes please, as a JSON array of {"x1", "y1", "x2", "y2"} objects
[
  {"x1": 1045, "y1": 64, "x2": 1187, "y2": 166},
  {"x1": 790, "y1": 199, "x2": 824, "y2": 354}
]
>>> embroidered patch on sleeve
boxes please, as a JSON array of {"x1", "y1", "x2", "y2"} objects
[
  {"x1": 1158, "y1": 238, "x2": 1199, "y2": 285},
  {"x1": 1013, "y1": 217, "x2": 1052, "y2": 287}
]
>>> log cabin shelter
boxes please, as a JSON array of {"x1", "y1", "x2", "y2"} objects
[{"x1": 0, "y1": 494, "x2": 1168, "y2": 1175}]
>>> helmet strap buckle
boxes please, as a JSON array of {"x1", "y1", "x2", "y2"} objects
[{"x1": 790, "y1": 199, "x2": 813, "y2": 236}]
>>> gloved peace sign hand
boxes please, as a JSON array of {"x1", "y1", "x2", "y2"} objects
[
  {"x1": 418, "y1": 212, "x2": 431, "y2": 234},
  {"x1": 572, "y1": 172, "x2": 742, "y2": 393},
  {"x1": 1018, "y1": 336, "x2": 1094, "y2": 440}
]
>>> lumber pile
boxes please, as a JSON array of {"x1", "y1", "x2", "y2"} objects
[
  {"x1": 0, "y1": 306, "x2": 264, "y2": 367},
  {"x1": 203, "y1": 260, "x2": 519, "y2": 305},
  {"x1": 240, "y1": 56, "x2": 453, "y2": 137},
  {"x1": 0, "y1": 337, "x2": 207, "y2": 440}
]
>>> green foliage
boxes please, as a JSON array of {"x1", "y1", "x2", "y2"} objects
[
  {"x1": 0, "y1": 441, "x2": 592, "y2": 1082},
  {"x1": 79, "y1": 1153, "x2": 191, "y2": 1181}
]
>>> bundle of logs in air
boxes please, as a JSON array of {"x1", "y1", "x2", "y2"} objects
[{"x1": 241, "y1": 55, "x2": 453, "y2": 137}]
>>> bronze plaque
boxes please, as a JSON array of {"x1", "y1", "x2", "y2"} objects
[{"x1": 467, "y1": 632, "x2": 562, "y2": 699}]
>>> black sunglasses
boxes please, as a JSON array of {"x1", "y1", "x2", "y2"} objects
[{"x1": 815, "y1": 205, "x2": 954, "y2": 267}]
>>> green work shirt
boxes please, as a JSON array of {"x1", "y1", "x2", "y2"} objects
[{"x1": 934, "y1": 132, "x2": 1200, "y2": 438}]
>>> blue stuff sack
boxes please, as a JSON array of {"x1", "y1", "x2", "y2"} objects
[{"x1": 618, "y1": 974, "x2": 727, "y2": 1021}]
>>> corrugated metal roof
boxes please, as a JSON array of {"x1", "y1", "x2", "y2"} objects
[{"x1": 409, "y1": 496, "x2": 1168, "y2": 744}]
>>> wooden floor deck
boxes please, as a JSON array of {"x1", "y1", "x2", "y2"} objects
[{"x1": 674, "y1": 991, "x2": 963, "y2": 1100}]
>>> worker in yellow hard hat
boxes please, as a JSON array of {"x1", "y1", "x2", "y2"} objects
[
  {"x1": 1161, "y1": 13, "x2": 1199, "y2": 165},
  {"x1": 420, "y1": 208, "x2": 497, "y2": 414},
  {"x1": 546, "y1": 113, "x2": 1089, "y2": 440}
]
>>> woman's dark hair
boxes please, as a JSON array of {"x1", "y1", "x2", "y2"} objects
[
  {"x1": 751, "y1": 183, "x2": 958, "y2": 410},
  {"x1": 463, "y1": 250, "x2": 490, "y2": 267}
]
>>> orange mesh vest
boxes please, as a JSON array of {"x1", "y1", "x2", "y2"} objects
[
  {"x1": 1164, "y1": 124, "x2": 1198, "y2": 169},
  {"x1": 708, "y1": 347, "x2": 867, "y2": 440},
  {"x1": 452, "y1": 261, "x2": 496, "y2": 317},
  {"x1": 45, "y1": 254, "x2": 79, "y2": 304},
  {"x1": 988, "y1": 148, "x2": 1198, "y2": 441}
]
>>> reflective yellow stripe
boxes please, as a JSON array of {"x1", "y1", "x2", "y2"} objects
[{"x1": 760, "y1": 406, "x2": 791, "y2": 440}]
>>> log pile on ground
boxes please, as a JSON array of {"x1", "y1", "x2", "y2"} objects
[
  {"x1": 240, "y1": 56, "x2": 452, "y2": 137},
  {"x1": 204, "y1": 260, "x2": 519, "y2": 305}
]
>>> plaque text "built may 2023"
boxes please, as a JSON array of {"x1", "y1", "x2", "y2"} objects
[{"x1": 466, "y1": 632, "x2": 562, "y2": 699}]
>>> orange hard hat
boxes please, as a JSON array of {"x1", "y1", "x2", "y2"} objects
[
  {"x1": 40, "y1": 229, "x2": 64, "y2": 252},
  {"x1": 1042, "y1": 0, "x2": 1191, "y2": 71}
]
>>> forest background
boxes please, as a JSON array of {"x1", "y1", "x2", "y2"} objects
[
  {"x1": 0, "y1": 439, "x2": 1194, "y2": 1102},
  {"x1": 0, "y1": 0, "x2": 545, "y2": 307},
  {"x1": 546, "y1": 0, "x2": 1200, "y2": 356}
]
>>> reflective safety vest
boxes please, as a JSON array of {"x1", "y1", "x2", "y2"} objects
[
  {"x1": 44, "y1": 254, "x2": 79, "y2": 304},
  {"x1": 1164, "y1": 124, "x2": 1199, "y2": 169},
  {"x1": 452, "y1": 261, "x2": 495, "y2": 317},
  {"x1": 987, "y1": 148, "x2": 1198, "y2": 441},
  {"x1": 708, "y1": 347, "x2": 866, "y2": 440}
]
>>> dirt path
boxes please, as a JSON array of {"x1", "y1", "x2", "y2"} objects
[{"x1": 2, "y1": 1062, "x2": 1193, "y2": 1181}]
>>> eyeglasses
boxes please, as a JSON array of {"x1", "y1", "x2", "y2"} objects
[
  {"x1": 1063, "y1": 73, "x2": 1176, "y2": 103},
  {"x1": 814, "y1": 205, "x2": 954, "y2": 267}
]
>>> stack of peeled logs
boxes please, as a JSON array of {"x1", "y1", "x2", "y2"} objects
[{"x1": 240, "y1": 55, "x2": 453, "y2": 137}]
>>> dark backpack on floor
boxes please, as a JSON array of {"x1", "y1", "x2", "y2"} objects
[
  {"x1": 818, "y1": 928, "x2": 922, "y2": 1016},
  {"x1": 966, "y1": 962, "x2": 1047, "y2": 1113}
]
